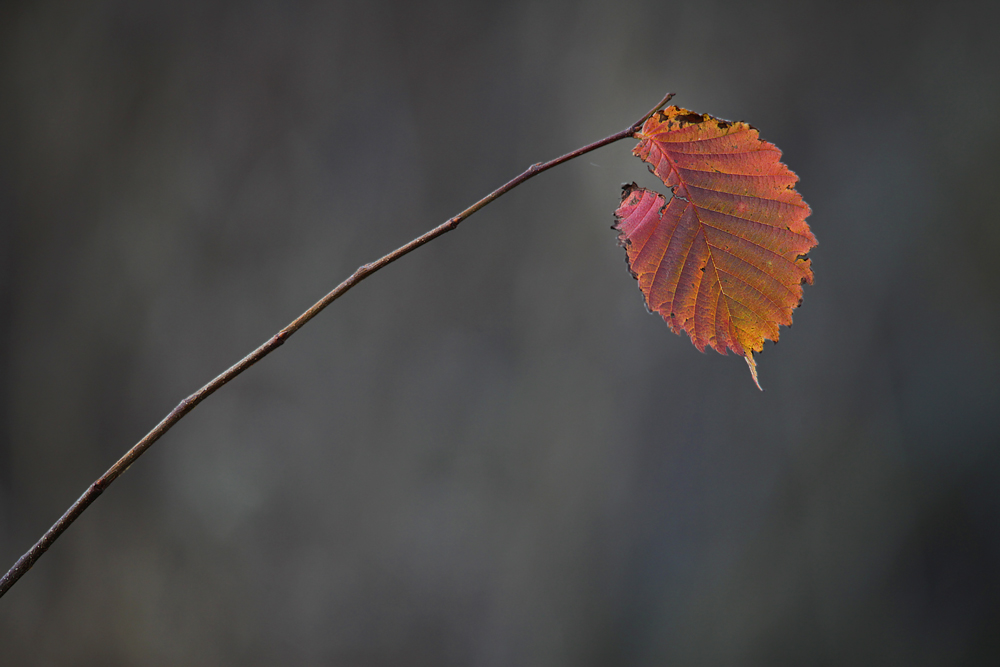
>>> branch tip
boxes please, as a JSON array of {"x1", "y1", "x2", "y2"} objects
[{"x1": 634, "y1": 92, "x2": 676, "y2": 133}]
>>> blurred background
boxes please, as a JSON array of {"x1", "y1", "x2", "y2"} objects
[{"x1": 1, "y1": 0, "x2": 999, "y2": 664}]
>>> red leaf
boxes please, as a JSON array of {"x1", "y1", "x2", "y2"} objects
[{"x1": 613, "y1": 106, "x2": 817, "y2": 389}]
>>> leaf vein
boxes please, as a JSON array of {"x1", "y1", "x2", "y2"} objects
[
  {"x1": 715, "y1": 265, "x2": 786, "y2": 314},
  {"x1": 702, "y1": 228, "x2": 802, "y2": 278}
]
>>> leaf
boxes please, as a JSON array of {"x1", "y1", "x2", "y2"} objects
[{"x1": 613, "y1": 106, "x2": 816, "y2": 389}]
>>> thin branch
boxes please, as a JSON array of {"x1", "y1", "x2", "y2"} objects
[{"x1": 0, "y1": 91, "x2": 674, "y2": 598}]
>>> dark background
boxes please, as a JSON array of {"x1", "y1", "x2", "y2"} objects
[{"x1": 2, "y1": 0, "x2": 999, "y2": 665}]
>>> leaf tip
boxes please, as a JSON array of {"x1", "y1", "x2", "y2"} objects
[{"x1": 745, "y1": 352, "x2": 763, "y2": 391}]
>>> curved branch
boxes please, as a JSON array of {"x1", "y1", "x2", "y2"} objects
[{"x1": 0, "y1": 91, "x2": 674, "y2": 598}]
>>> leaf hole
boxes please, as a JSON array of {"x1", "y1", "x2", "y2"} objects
[{"x1": 676, "y1": 112, "x2": 705, "y2": 124}]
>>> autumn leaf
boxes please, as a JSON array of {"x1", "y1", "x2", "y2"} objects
[{"x1": 613, "y1": 106, "x2": 816, "y2": 389}]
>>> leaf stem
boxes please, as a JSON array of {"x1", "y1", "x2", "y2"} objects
[{"x1": 0, "y1": 91, "x2": 674, "y2": 598}]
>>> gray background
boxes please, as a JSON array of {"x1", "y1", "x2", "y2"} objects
[{"x1": 2, "y1": 0, "x2": 999, "y2": 665}]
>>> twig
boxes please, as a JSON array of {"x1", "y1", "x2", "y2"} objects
[{"x1": 0, "y1": 91, "x2": 674, "y2": 598}]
